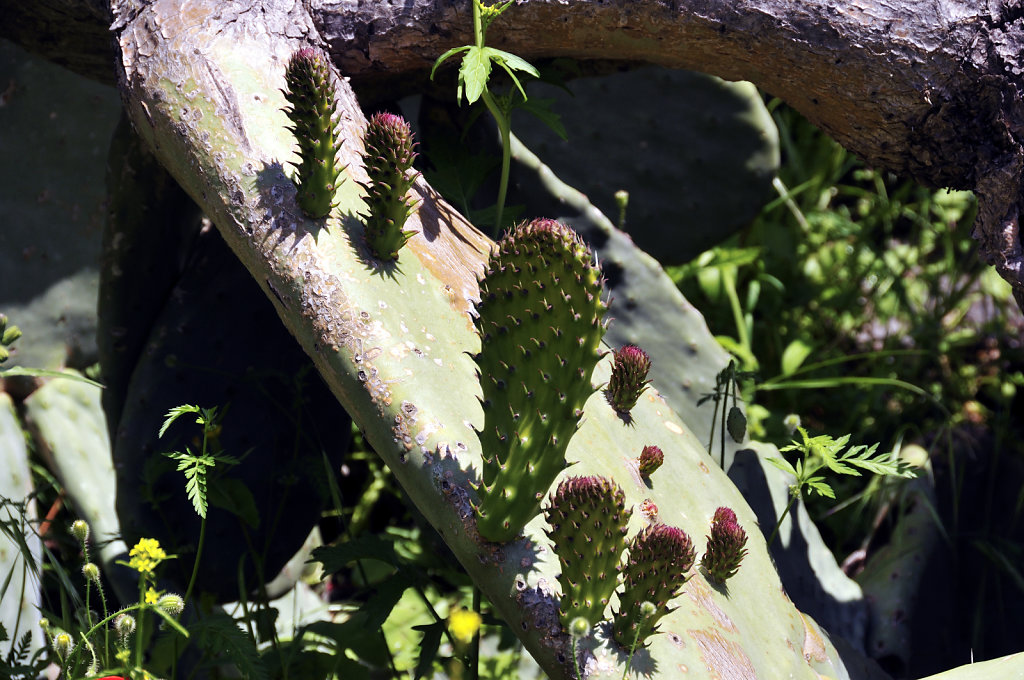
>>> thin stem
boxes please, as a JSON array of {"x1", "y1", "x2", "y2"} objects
[
  {"x1": 469, "y1": 588, "x2": 481, "y2": 680},
  {"x1": 481, "y1": 89, "x2": 511, "y2": 233},
  {"x1": 134, "y1": 579, "x2": 146, "y2": 673},
  {"x1": 767, "y1": 496, "x2": 798, "y2": 548},
  {"x1": 183, "y1": 516, "x2": 206, "y2": 607}
]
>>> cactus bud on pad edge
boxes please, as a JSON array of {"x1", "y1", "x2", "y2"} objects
[
  {"x1": 282, "y1": 47, "x2": 344, "y2": 219},
  {"x1": 472, "y1": 219, "x2": 608, "y2": 543}
]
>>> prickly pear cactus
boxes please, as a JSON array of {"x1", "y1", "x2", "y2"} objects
[
  {"x1": 543, "y1": 475, "x2": 629, "y2": 629},
  {"x1": 111, "y1": 12, "x2": 882, "y2": 678},
  {"x1": 283, "y1": 47, "x2": 344, "y2": 219},
  {"x1": 472, "y1": 218, "x2": 608, "y2": 543},
  {"x1": 360, "y1": 112, "x2": 419, "y2": 261},
  {"x1": 612, "y1": 522, "x2": 696, "y2": 648}
]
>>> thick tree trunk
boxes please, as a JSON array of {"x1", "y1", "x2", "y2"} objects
[
  {"x1": 5, "y1": 0, "x2": 1023, "y2": 304},
  {"x1": 316, "y1": 0, "x2": 1024, "y2": 306}
]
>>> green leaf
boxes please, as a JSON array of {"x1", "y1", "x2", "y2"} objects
[
  {"x1": 484, "y1": 48, "x2": 540, "y2": 78},
  {"x1": 0, "y1": 367, "x2": 104, "y2": 388},
  {"x1": 765, "y1": 456, "x2": 797, "y2": 478},
  {"x1": 312, "y1": 534, "x2": 401, "y2": 574},
  {"x1": 780, "y1": 339, "x2": 814, "y2": 376},
  {"x1": 191, "y1": 613, "x2": 266, "y2": 680},
  {"x1": 804, "y1": 477, "x2": 835, "y2": 499},
  {"x1": 159, "y1": 405, "x2": 200, "y2": 438},
  {"x1": 515, "y1": 97, "x2": 567, "y2": 140},
  {"x1": 430, "y1": 46, "x2": 471, "y2": 81},
  {"x1": 209, "y1": 477, "x2": 260, "y2": 528},
  {"x1": 726, "y1": 405, "x2": 746, "y2": 443},
  {"x1": 460, "y1": 46, "x2": 492, "y2": 104},
  {"x1": 413, "y1": 621, "x2": 446, "y2": 680}
]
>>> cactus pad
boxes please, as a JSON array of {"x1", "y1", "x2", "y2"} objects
[
  {"x1": 360, "y1": 112, "x2": 419, "y2": 260},
  {"x1": 472, "y1": 218, "x2": 608, "y2": 542},
  {"x1": 282, "y1": 47, "x2": 344, "y2": 219},
  {"x1": 612, "y1": 522, "x2": 696, "y2": 648},
  {"x1": 544, "y1": 475, "x2": 630, "y2": 630}
]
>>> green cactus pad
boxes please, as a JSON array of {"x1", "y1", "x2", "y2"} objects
[
  {"x1": 472, "y1": 218, "x2": 608, "y2": 543},
  {"x1": 544, "y1": 475, "x2": 630, "y2": 630},
  {"x1": 612, "y1": 522, "x2": 696, "y2": 648},
  {"x1": 360, "y1": 112, "x2": 419, "y2": 261},
  {"x1": 283, "y1": 47, "x2": 344, "y2": 219}
]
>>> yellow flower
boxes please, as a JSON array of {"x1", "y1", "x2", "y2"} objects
[
  {"x1": 448, "y1": 608, "x2": 482, "y2": 645},
  {"x1": 145, "y1": 587, "x2": 159, "y2": 604},
  {"x1": 128, "y1": 538, "x2": 167, "y2": 576}
]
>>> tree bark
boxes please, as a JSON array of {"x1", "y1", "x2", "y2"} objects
[{"x1": 316, "y1": 0, "x2": 1024, "y2": 306}]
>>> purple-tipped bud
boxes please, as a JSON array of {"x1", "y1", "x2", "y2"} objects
[
  {"x1": 637, "y1": 445, "x2": 664, "y2": 476},
  {"x1": 360, "y1": 112, "x2": 420, "y2": 260},
  {"x1": 612, "y1": 522, "x2": 695, "y2": 648},
  {"x1": 606, "y1": 345, "x2": 652, "y2": 413},
  {"x1": 702, "y1": 507, "x2": 748, "y2": 584}
]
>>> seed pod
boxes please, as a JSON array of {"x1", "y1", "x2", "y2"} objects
[
  {"x1": 472, "y1": 218, "x2": 608, "y2": 542},
  {"x1": 544, "y1": 475, "x2": 630, "y2": 629},
  {"x1": 282, "y1": 48, "x2": 345, "y2": 219}
]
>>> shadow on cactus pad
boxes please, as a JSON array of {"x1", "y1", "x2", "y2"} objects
[{"x1": 109, "y1": 225, "x2": 351, "y2": 601}]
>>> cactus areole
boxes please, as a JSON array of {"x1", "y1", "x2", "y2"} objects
[
  {"x1": 282, "y1": 48, "x2": 344, "y2": 219},
  {"x1": 472, "y1": 219, "x2": 609, "y2": 543},
  {"x1": 360, "y1": 111, "x2": 420, "y2": 261},
  {"x1": 544, "y1": 475, "x2": 630, "y2": 629}
]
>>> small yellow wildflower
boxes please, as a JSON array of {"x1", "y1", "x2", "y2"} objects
[
  {"x1": 128, "y1": 538, "x2": 166, "y2": 576},
  {"x1": 448, "y1": 608, "x2": 482, "y2": 645},
  {"x1": 145, "y1": 587, "x2": 159, "y2": 604}
]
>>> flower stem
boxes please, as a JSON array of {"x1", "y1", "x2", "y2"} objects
[
  {"x1": 481, "y1": 89, "x2": 511, "y2": 234},
  {"x1": 767, "y1": 495, "x2": 797, "y2": 548}
]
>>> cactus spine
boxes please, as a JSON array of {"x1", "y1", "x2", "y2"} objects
[
  {"x1": 360, "y1": 112, "x2": 420, "y2": 261},
  {"x1": 612, "y1": 523, "x2": 696, "y2": 648},
  {"x1": 605, "y1": 344, "x2": 652, "y2": 414},
  {"x1": 472, "y1": 218, "x2": 608, "y2": 543},
  {"x1": 282, "y1": 48, "x2": 344, "y2": 219},
  {"x1": 544, "y1": 475, "x2": 630, "y2": 630}
]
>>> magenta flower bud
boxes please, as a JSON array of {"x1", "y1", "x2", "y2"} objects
[
  {"x1": 637, "y1": 445, "x2": 664, "y2": 476},
  {"x1": 702, "y1": 507, "x2": 748, "y2": 584},
  {"x1": 605, "y1": 345, "x2": 652, "y2": 414}
]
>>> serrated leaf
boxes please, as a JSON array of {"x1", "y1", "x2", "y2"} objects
[
  {"x1": 460, "y1": 47, "x2": 492, "y2": 104},
  {"x1": 484, "y1": 48, "x2": 540, "y2": 78},
  {"x1": 158, "y1": 405, "x2": 200, "y2": 438},
  {"x1": 191, "y1": 613, "x2": 266, "y2": 680},
  {"x1": 726, "y1": 405, "x2": 746, "y2": 443},
  {"x1": 804, "y1": 478, "x2": 835, "y2": 499},
  {"x1": 765, "y1": 456, "x2": 797, "y2": 478}
]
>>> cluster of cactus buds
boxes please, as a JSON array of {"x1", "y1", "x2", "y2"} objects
[
  {"x1": 359, "y1": 112, "x2": 420, "y2": 261},
  {"x1": 612, "y1": 523, "x2": 696, "y2": 648},
  {"x1": 471, "y1": 218, "x2": 608, "y2": 543},
  {"x1": 702, "y1": 506, "x2": 748, "y2": 584},
  {"x1": 605, "y1": 344, "x2": 652, "y2": 413},
  {"x1": 637, "y1": 444, "x2": 664, "y2": 477},
  {"x1": 0, "y1": 314, "x2": 22, "y2": 363},
  {"x1": 282, "y1": 47, "x2": 345, "y2": 219},
  {"x1": 544, "y1": 475, "x2": 630, "y2": 629}
]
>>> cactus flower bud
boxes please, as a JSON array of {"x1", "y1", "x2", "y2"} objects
[
  {"x1": 544, "y1": 475, "x2": 630, "y2": 629},
  {"x1": 282, "y1": 47, "x2": 345, "y2": 219},
  {"x1": 605, "y1": 345, "x2": 652, "y2": 414},
  {"x1": 360, "y1": 111, "x2": 420, "y2": 261},
  {"x1": 637, "y1": 445, "x2": 664, "y2": 476},
  {"x1": 70, "y1": 519, "x2": 90, "y2": 543},
  {"x1": 612, "y1": 523, "x2": 695, "y2": 648},
  {"x1": 702, "y1": 506, "x2": 748, "y2": 584}
]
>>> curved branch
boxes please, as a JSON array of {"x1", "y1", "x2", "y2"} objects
[{"x1": 318, "y1": 0, "x2": 1024, "y2": 305}]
